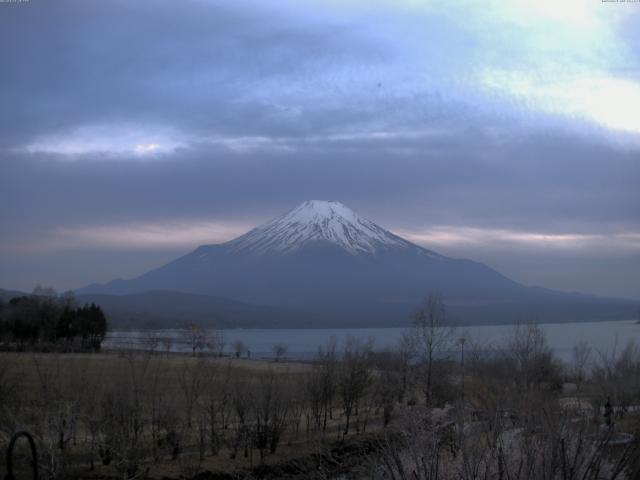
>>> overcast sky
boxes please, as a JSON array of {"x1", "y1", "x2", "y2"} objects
[{"x1": 1, "y1": 0, "x2": 639, "y2": 299}]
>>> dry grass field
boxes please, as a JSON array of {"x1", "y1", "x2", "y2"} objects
[{"x1": 0, "y1": 348, "x2": 389, "y2": 479}]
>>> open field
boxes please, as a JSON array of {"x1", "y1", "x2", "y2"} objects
[
  {"x1": 2, "y1": 351, "x2": 314, "y2": 383},
  {"x1": 4, "y1": 322, "x2": 640, "y2": 479}
]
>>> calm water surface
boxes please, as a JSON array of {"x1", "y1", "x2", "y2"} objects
[{"x1": 105, "y1": 320, "x2": 640, "y2": 361}]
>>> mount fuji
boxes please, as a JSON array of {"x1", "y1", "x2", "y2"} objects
[{"x1": 78, "y1": 201, "x2": 636, "y2": 327}]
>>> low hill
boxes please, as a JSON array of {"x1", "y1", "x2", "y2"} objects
[{"x1": 75, "y1": 290, "x2": 316, "y2": 329}]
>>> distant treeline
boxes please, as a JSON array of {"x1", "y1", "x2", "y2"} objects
[{"x1": 0, "y1": 286, "x2": 107, "y2": 352}]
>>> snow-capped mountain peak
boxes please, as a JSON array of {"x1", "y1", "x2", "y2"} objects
[{"x1": 226, "y1": 200, "x2": 413, "y2": 255}]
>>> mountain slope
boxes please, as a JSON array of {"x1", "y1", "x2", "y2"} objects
[{"x1": 78, "y1": 201, "x2": 637, "y2": 326}]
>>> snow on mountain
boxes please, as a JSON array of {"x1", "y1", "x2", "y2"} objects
[{"x1": 226, "y1": 200, "x2": 414, "y2": 255}]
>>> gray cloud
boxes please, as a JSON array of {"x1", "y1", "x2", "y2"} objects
[{"x1": 3, "y1": 129, "x2": 637, "y2": 229}]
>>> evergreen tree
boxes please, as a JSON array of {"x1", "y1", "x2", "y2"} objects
[{"x1": 1, "y1": 293, "x2": 108, "y2": 352}]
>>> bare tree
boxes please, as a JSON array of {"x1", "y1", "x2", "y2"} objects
[
  {"x1": 146, "y1": 359, "x2": 170, "y2": 462},
  {"x1": 272, "y1": 342, "x2": 288, "y2": 362},
  {"x1": 506, "y1": 322, "x2": 559, "y2": 392},
  {"x1": 182, "y1": 322, "x2": 208, "y2": 356},
  {"x1": 232, "y1": 338, "x2": 248, "y2": 358},
  {"x1": 177, "y1": 357, "x2": 210, "y2": 428},
  {"x1": 31, "y1": 354, "x2": 89, "y2": 479},
  {"x1": 411, "y1": 293, "x2": 455, "y2": 405},
  {"x1": 317, "y1": 336, "x2": 338, "y2": 430},
  {"x1": 339, "y1": 336, "x2": 373, "y2": 436},
  {"x1": 140, "y1": 330, "x2": 160, "y2": 354},
  {"x1": 204, "y1": 362, "x2": 232, "y2": 455},
  {"x1": 372, "y1": 350, "x2": 404, "y2": 427},
  {"x1": 251, "y1": 369, "x2": 291, "y2": 462},
  {"x1": 93, "y1": 352, "x2": 152, "y2": 478},
  {"x1": 229, "y1": 374, "x2": 251, "y2": 460},
  {"x1": 305, "y1": 364, "x2": 326, "y2": 432},
  {"x1": 159, "y1": 335, "x2": 173, "y2": 356},
  {"x1": 207, "y1": 328, "x2": 225, "y2": 357},
  {"x1": 396, "y1": 333, "x2": 415, "y2": 404},
  {"x1": 572, "y1": 339, "x2": 592, "y2": 391}
]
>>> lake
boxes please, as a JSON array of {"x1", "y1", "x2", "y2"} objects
[{"x1": 104, "y1": 319, "x2": 640, "y2": 362}]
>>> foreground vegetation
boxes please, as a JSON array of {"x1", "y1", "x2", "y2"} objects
[{"x1": 2, "y1": 295, "x2": 640, "y2": 479}]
